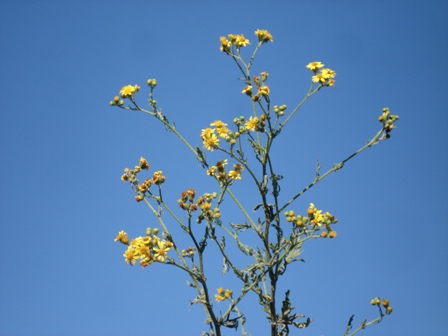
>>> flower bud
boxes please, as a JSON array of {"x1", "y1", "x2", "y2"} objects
[
  {"x1": 146, "y1": 228, "x2": 152, "y2": 236},
  {"x1": 261, "y1": 72, "x2": 269, "y2": 82},
  {"x1": 153, "y1": 228, "x2": 159, "y2": 235},
  {"x1": 147, "y1": 79, "x2": 157, "y2": 88}
]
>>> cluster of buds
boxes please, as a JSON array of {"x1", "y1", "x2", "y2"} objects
[
  {"x1": 121, "y1": 157, "x2": 150, "y2": 185},
  {"x1": 243, "y1": 71, "x2": 271, "y2": 102},
  {"x1": 120, "y1": 157, "x2": 165, "y2": 202},
  {"x1": 178, "y1": 188, "x2": 198, "y2": 213},
  {"x1": 181, "y1": 247, "x2": 197, "y2": 258},
  {"x1": 109, "y1": 95, "x2": 124, "y2": 107},
  {"x1": 206, "y1": 159, "x2": 244, "y2": 184},
  {"x1": 306, "y1": 61, "x2": 336, "y2": 87},
  {"x1": 371, "y1": 297, "x2": 393, "y2": 315},
  {"x1": 215, "y1": 287, "x2": 233, "y2": 302},
  {"x1": 285, "y1": 203, "x2": 338, "y2": 237},
  {"x1": 147, "y1": 78, "x2": 157, "y2": 88},
  {"x1": 196, "y1": 192, "x2": 219, "y2": 224},
  {"x1": 378, "y1": 107, "x2": 399, "y2": 139},
  {"x1": 273, "y1": 104, "x2": 287, "y2": 116}
]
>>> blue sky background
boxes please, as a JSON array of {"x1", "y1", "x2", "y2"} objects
[{"x1": 1, "y1": 1, "x2": 447, "y2": 335}]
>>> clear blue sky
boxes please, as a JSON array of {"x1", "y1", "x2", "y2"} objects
[{"x1": 1, "y1": 1, "x2": 447, "y2": 335}]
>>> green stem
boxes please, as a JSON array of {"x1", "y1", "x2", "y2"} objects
[{"x1": 276, "y1": 127, "x2": 385, "y2": 216}]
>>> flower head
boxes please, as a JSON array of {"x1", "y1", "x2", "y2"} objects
[
  {"x1": 245, "y1": 116, "x2": 260, "y2": 132},
  {"x1": 210, "y1": 120, "x2": 228, "y2": 128},
  {"x1": 202, "y1": 133, "x2": 220, "y2": 151},
  {"x1": 114, "y1": 230, "x2": 129, "y2": 245},
  {"x1": 229, "y1": 34, "x2": 250, "y2": 47},
  {"x1": 153, "y1": 240, "x2": 170, "y2": 262},
  {"x1": 219, "y1": 36, "x2": 231, "y2": 53},
  {"x1": 255, "y1": 29, "x2": 274, "y2": 43},
  {"x1": 123, "y1": 246, "x2": 138, "y2": 265},
  {"x1": 258, "y1": 85, "x2": 270, "y2": 96},
  {"x1": 151, "y1": 171, "x2": 166, "y2": 185},
  {"x1": 306, "y1": 62, "x2": 324, "y2": 72},
  {"x1": 242, "y1": 85, "x2": 253, "y2": 96},
  {"x1": 139, "y1": 157, "x2": 150, "y2": 170},
  {"x1": 120, "y1": 84, "x2": 140, "y2": 98}
]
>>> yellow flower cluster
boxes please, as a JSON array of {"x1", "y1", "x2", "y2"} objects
[
  {"x1": 201, "y1": 128, "x2": 221, "y2": 151},
  {"x1": 220, "y1": 29, "x2": 273, "y2": 53},
  {"x1": 115, "y1": 228, "x2": 173, "y2": 267},
  {"x1": 201, "y1": 120, "x2": 241, "y2": 151},
  {"x1": 284, "y1": 203, "x2": 338, "y2": 237},
  {"x1": 215, "y1": 287, "x2": 233, "y2": 302},
  {"x1": 255, "y1": 29, "x2": 274, "y2": 43},
  {"x1": 206, "y1": 159, "x2": 244, "y2": 183},
  {"x1": 371, "y1": 297, "x2": 393, "y2": 315},
  {"x1": 121, "y1": 157, "x2": 166, "y2": 202},
  {"x1": 306, "y1": 61, "x2": 336, "y2": 86}
]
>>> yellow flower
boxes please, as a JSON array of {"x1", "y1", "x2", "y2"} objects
[
  {"x1": 245, "y1": 116, "x2": 260, "y2": 132},
  {"x1": 140, "y1": 257, "x2": 153, "y2": 268},
  {"x1": 312, "y1": 73, "x2": 326, "y2": 83},
  {"x1": 258, "y1": 85, "x2": 270, "y2": 96},
  {"x1": 306, "y1": 62, "x2": 324, "y2": 72},
  {"x1": 215, "y1": 294, "x2": 226, "y2": 302},
  {"x1": 114, "y1": 230, "x2": 129, "y2": 245},
  {"x1": 153, "y1": 241, "x2": 170, "y2": 262},
  {"x1": 224, "y1": 289, "x2": 233, "y2": 298},
  {"x1": 216, "y1": 159, "x2": 228, "y2": 170},
  {"x1": 123, "y1": 246, "x2": 138, "y2": 265},
  {"x1": 119, "y1": 85, "x2": 139, "y2": 98},
  {"x1": 134, "y1": 240, "x2": 151, "y2": 258},
  {"x1": 255, "y1": 29, "x2": 273, "y2": 43},
  {"x1": 207, "y1": 166, "x2": 217, "y2": 176},
  {"x1": 139, "y1": 157, "x2": 150, "y2": 170},
  {"x1": 233, "y1": 34, "x2": 250, "y2": 47},
  {"x1": 228, "y1": 170, "x2": 242, "y2": 180},
  {"x1": 210, "y1": 120, "x2": 228, "y2": 128},
  {"x1": 216, "y1": 126, "x2": 229, "y2": 138},
  {"x1": 242, "y1": 85, "x2": 253, "y2": 95},
  {"x1": 233, "y1": 163, "x2": 243, "y2": 172},
  {"x1": 201, "y1": 128, "x2": 215, "y2": 139},
  {"x1": 151, "y1": 171, "x2": 166, "y2": 185},
  {"x1": 202, "y1": 134, "x2": 220, "y2": 151},
  {"x1": 219, "y1": 36, "x2": 231, "y2": 53},
  {"x1": 321, "y1": 68, "x2": 336, "y2": 79}
]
